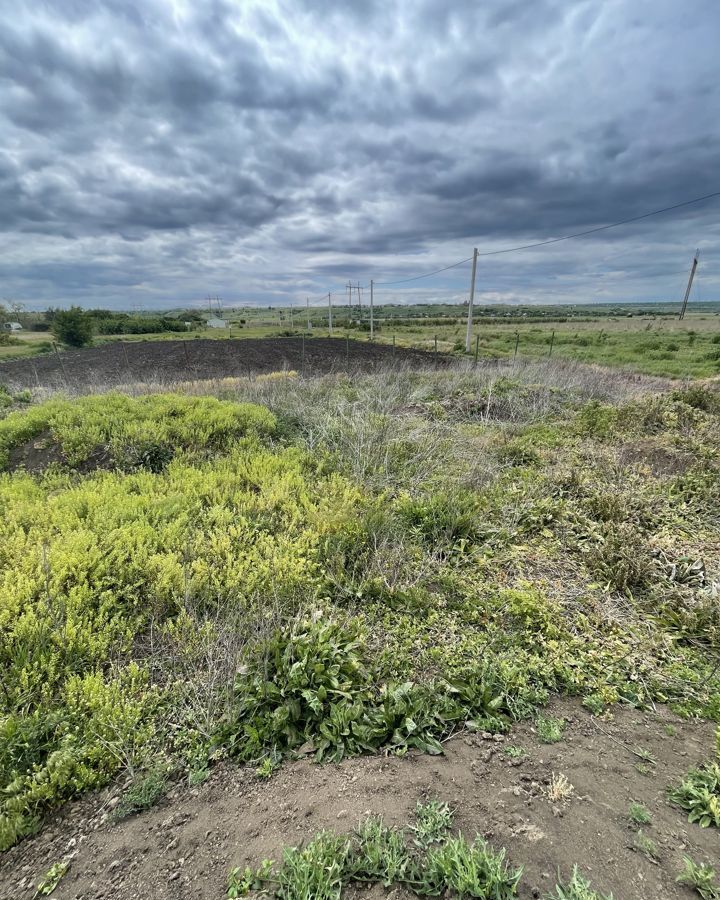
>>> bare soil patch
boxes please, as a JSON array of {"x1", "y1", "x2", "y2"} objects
[
  {"x1": 0, "y1": 338, "x2": 445, "y2": 392},
  {"x1": 2, "y1": 698, "x2": 717, "y2": 900},
  {"x1": 7, "y1": 431, "x2": 113, "y2": 475}
]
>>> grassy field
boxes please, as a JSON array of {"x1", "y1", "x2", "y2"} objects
[
  {"x1": 1, "y1": 359, "x2": 719, "y2": 897},
  {"x1": 4, "y1": 302, "x2": 720, "y2": 378}
]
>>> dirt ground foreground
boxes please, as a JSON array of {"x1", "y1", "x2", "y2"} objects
[{"x1": 2, "y1": 698, "x2": 718, "y2": 900}]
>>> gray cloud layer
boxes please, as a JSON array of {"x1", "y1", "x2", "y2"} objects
[{"x1": 1, "y1": 0, "x2": 719, "y2": 309}]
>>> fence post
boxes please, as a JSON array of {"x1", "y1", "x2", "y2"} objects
[
  {"x1": 328, "y1": 292, "x2": 333, "y2": 336},
  {"x1": 474, "y1": 333, "x2": 480, "y2": 366},
  {"x1": 52, "y1": 341, "x2": 68, "y2": 381},
  {"x1": 301, "y1": 333, "x2": 306, "y2": 376},
  {"x1": 370, "y1": 279, "x2": 374, "y2": 341},
  {"x1": 513, "y1": 331, "x2": 520, "y2": 360},
  {"x1": 434, "y1": 334, "x2": 438, "y2": 356},
  {"x1": 392, "y1": 334, "x2": 396, "y2": 358},
  {"x1": 346, "y1": 333, "x2": 350, "y2": 369},
  {"x1": 548, "y1": 330, "x2": 555, "y2": 357}
]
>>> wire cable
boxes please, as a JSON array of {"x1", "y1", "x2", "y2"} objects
[
  {"x1": 474, "y1": 190, "x2": 720, "y2": 257},
  {"x1": 372, "y1": 189, "x2": 720, "y2": 287},
  {"x1": 374, "y1": 256, "x2": 474, "y2": 286}
]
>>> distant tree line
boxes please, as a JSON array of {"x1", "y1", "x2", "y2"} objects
[{"x1": 42, "y1": 308, "x2": 197, "y2": 347}]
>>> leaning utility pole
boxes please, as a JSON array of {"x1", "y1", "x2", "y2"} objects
[
  {"x1": 465, "y1": 247, "x2": 479, "y2": 353},
  {"x1": 369, "y1": 279, "x2": 374, "y2": 340},
  {"x1": 679, "y1": 249, "x2": 699, "y2": 320},
  {"x1": 328, "y1": 292, "x2": 333, "y2": 335}
]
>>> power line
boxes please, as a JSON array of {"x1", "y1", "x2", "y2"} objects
[
  {"x1": 375, "y1": 256, "x2": 474, "y2": 286},
  {"x1": 474, "y1": 190, "x2": 720, "y2": 258},
  {"x1": 301, "y1": 188, "x2": 719, "y2": 305},
  {"x1": 372, "y1": 189, "x2": 720, "y2": 287}
]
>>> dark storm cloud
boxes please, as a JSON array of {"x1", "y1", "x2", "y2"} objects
[{"x1": 0, "y1": 0, "x2": 719, "y2": 308}]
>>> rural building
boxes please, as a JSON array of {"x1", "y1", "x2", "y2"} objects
[
  {"x1": 206, "y1": 316, "x2": 227, "y2": 329},
  {"x1": 2, "y1": 322, "x2": 23, "y2": 332}
]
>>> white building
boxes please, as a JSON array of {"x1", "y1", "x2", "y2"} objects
[
  {"x1": 206, "y1": 316, "x2": 227, "y2": 329},
  {"x1": 2, "y1": 322, "x2": 23, "y2": 332}
]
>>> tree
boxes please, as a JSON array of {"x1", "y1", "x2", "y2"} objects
[{"x1": 51, "y1": 306, "x2": 94, "y2": 347}]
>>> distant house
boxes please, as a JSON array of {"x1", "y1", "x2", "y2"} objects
[
  {"x1": 2, "y1": 322, "x2": 23, "y2": 332},
  {"x1": 206, "y1": 316, "x2": 227, "y2": 329}
]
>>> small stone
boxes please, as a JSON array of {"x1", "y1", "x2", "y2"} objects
[
  {"x1": 336, "y1": 809, "x2": 348, "y2": 819},
  {"x1": 109, "y1": 859, "x2": 121, "y2": 871}
]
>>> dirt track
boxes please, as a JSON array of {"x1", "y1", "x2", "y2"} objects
[
  {"x1": 0, "y1": 338, "x2": 445, "y2": 391},
  {"x1": 1, "y1": 698, "x2": 717, "y2": 900}
]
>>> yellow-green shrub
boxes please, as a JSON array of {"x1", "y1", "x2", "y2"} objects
[
  {"x1": 0, "y1": 395, "x2": 363, "y2": 848},
  {"x1": 0, "y1": 393, "x2": 276, "y2": 470}
]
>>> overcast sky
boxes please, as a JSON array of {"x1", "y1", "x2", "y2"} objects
[{"x1": 1, "y1": 0, "x2": 719, "y2": 311}]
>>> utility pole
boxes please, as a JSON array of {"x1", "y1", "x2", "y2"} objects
[
  {"x1": 679, "y1": 249, "x2": 700, "y2": 320},
  {"x1": 328, "y1": 292, "x2": 333, "y2": 336},
  {"x1": 465, "y1": 247, "x2": 479, "y2": 353},
  {"x1": 370, "y1": 279, "x2": 374, "y2": 340}
]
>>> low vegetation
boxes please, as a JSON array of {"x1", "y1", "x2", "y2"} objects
[
  {"x1": 0, "y1": 363, "x2": 719, "y2": 857},
  {"x1": 677, "y1": 857, "x2": 720, "y2": 900},
  {"x1": 226, "y1": 802, "x2": 610, "y2": 899}
]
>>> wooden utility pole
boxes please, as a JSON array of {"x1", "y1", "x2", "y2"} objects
[
  {"x1": 328, "y1": 292, "x2": 333, "y2": 335},
  {"x1": 679, "y1": 250, "x2": 699, "y2": 320},
  {"x1": 465, "y1": 247, "x2": 479, "y2": 353},
  {"x1": 369, "y1": 279, "x2": 374, "y2": 340}
]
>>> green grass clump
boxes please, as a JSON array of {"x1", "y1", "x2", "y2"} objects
[
  {"x1": 275, "y1": 831, "x2": 351, "y2": 900},
  {"x1": 348, "y1": 817, "x2": 413, "y2": 886},
  {"x1": 548, "y1": 865, "x2": 613, "y2": 899},
  {"x1": 113, "y1": 768, "x2": 168, "y2": 821},
  {"x1": 668, "y1": 761, "x2": 720, "y2": 828},
  {"x1": 409, "y1": 799, "x2": 454, "y2": 848},
  {"x1": 536, "y1": 715, "x2": 565, "y2": 743},
  {"x1": 677, "y1": 857, "x2": 720, "y2": 899},
  {"x1": 228, "y1": 805, "x2": 522, "y2": 899},
  {"x1": 635, "y1": 830, "x2": 659, "y2": 861},
  {"x1": 627, "y1": 802, "x2": 651, "y2": 825},
  {"x1": 35, "y1": 860, "x2": 70, "y2": 896}
]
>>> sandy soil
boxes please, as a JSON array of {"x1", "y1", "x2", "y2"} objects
[{"x1": 2, "y1": 698, "x2": 718, "y2": 900}]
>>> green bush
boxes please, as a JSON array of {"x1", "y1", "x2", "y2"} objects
[
  {"x1": 220, "y1": 619, "x2": 508, "y2": 764},
  {"x1": 669, "y1": 761, "x2": 720, "y2": 828},
  {"x1": 51, "y1": 307, "x2": 94, "y2": 347}
]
